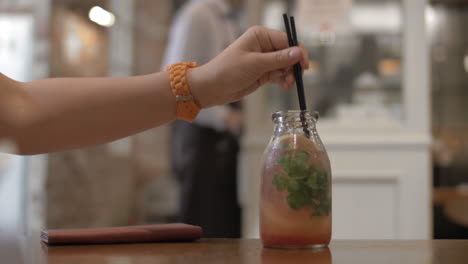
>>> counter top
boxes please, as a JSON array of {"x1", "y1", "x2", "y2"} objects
[{"x1": 2, "y1": 237, "x2": 467, "y2": 264}]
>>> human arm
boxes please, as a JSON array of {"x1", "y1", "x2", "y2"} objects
[
  {"x1": 1, "y1": 72, "x2": 175, "y2": 154},
  {"x1": 0, "y1": 26, "x2": 308, "y2": 155}
]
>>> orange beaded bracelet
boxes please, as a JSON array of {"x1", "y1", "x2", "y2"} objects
[{"x1": 166, "y1": 62, "x2": 201, "y2": 122}]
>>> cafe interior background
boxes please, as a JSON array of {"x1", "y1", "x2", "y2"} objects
[{"x1": 0, "y1": 0, "x2": 467, "y2": 240}]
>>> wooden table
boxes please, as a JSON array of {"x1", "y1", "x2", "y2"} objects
[{"x1": 2, "y1": 236, "x2": 468, "y2": 264}]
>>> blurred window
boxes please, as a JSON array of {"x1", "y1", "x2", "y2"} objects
[{"x1": 262, "y1": 0, "x2": 403, "y2": 124}]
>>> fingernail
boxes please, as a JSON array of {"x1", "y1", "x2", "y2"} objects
[{"x1": 288, "y1": 48, "x2": 301, "y2": 59}]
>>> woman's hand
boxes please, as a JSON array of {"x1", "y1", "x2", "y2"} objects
[{"x1": 189, "y1": 26, "x2": 309, "y2": 108}]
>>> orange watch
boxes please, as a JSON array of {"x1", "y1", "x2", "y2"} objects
[{"x1": 166, "y1": 62, "x2": 201, "y2": 122}]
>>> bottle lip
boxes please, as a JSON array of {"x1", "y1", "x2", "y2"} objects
[{"x1": 272, "y1": 110, "x2": 319, "y2": 123}]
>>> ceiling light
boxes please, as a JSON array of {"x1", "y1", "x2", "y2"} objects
[{"x1": 89, "y1": 6, "x2": 115, "y2": 27}]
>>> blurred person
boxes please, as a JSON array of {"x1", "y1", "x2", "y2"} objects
[
  {"x1": 0, "y1": 26, "x2": 308, "y2": 155},
  {"x1": 162, "y1": 0, "x2": 245, "y2": 238}
]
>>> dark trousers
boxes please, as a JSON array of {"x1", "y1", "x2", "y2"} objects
[{"x1": 170, "y1": 121, "x2": 241, "y2": 238}]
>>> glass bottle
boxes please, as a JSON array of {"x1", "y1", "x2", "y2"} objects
[{"x1": 260, "y1": 110, "x2": 332, "y2": 248}]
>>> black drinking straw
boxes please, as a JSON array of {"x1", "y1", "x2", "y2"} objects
[{"x1": 283, "y1": 14, "x2": 310, "y2": 137}]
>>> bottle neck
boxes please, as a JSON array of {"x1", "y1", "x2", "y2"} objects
[
  {"x1": 272, "y1": 110, "x2": 318, "y2": 138},
  {"x1": 273, "y1": 120, "x2": 316, "y2": 138}
]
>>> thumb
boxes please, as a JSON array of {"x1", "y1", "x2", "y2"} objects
[{"x1": 260, "y1": 47, "x2": 303, "y2": 72}]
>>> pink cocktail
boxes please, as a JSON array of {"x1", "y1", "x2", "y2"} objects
[{"x1": 260, "y1": 111, "x2": 331, "y2": 248}]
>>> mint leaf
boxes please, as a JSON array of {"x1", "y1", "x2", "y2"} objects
[
  {"x1": 286, "y1": 184, "x2": 312, "y2": 210},
  {"x1": 312, "y1": 207, "x2": 323, "y2": 216},
  {"x1": 306, "y1": 173, "x2": 319, "y2": 190},
  {"x1": 321, "y1": 198, "x2": 331, "y2": 214},
  {"x1": 311, "y1": 198, "x2": 320, "y2": 207},
  {"x1": 316, "y1": 171, "x2": 327, "y2": 186},
  {"x1": 289, "y1": 160, "x2": 309, "y2": 180},
  {"x1": 287, "y1": 179, "x2": 300, "y2": 192},
  {"x1": 277, "y1": 156, "x2": 290, "y2": 171},
  {"x1": 273, "y1": 149, "x2": 331, "y2": 216},
  {"x1": 295, "y1": 151, "x2": 309, "y2": 164},
  {"x1": 272, "y1": 173, "x2": 289, "y2": 192}
]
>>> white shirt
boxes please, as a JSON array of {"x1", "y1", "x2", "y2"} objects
[{"x1": 162, "y1": 0, "x2": 238, "y2": 131}]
